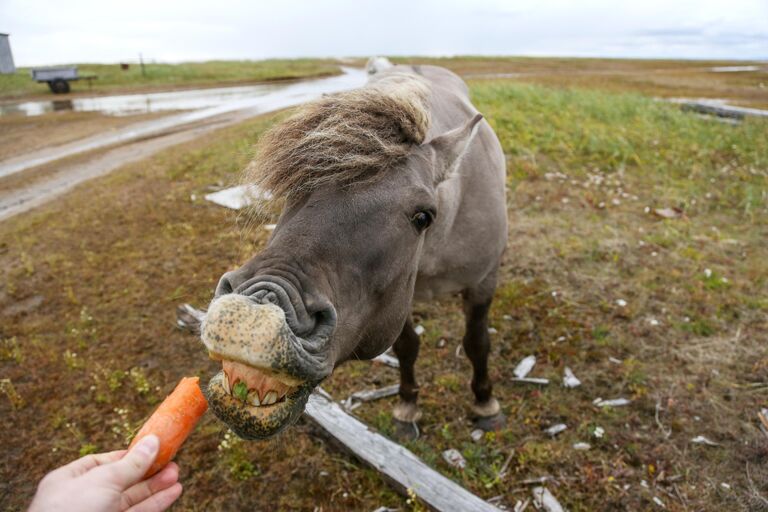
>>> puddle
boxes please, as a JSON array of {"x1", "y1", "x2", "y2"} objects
[
  {"x1": 0, "y1": 67, "x2": 367, "y2": 180},
  {"x1": 0, "y1": 71, "x2": 352, "y2": 117}
]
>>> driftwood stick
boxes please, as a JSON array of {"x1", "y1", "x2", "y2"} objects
[
  {"x1": 347, "y1": 384, "x2": 400, "y2": 404},
  {"x1": 176, "y1": 304, "x2": 205, "y2": 332}
]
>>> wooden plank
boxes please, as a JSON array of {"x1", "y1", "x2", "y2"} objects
[
  {"x1": 672, "y1": 99, "x2": 768, "y2": 119},
  {"x1": 305, "y1": 388, "x2": 501, "y2": 512}
]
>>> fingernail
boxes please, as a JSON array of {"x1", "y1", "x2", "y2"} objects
[{"x1": 135, "y1": 435, "x2": 159, "y2": 457}]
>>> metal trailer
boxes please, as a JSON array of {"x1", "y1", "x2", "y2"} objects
[
  {"x1": 0, "y1": 33, "x2": 15, "y2": 75},
  {"x1": 30, "y1": 67, "x2": 84, "y2": 93}
]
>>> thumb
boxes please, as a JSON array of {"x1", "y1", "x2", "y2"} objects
[{"x1": 96, "y1": 435, "x2": 159, "y2": 489}]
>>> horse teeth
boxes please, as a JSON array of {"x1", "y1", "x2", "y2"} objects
[
  {"x1": 222, "y1": 373, "x2": 231, "y2": 394},
  {"x1": 263, "y1": 391, "x2": 278, "y2": 405},
  {"x1": 247, "y1": 390, "x2": 261, "y2": 407}
]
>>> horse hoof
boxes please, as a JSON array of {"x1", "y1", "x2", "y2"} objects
[
  {"x1": 392, "y1": 419, "x2": 420, "y2": 441},
  {"x1": 473, "y1": 412, "x2": 506, "y2": 432}
]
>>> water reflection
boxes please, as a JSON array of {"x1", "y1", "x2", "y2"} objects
[{"x1": 0, "y1": 81, "x2": 290, "y2": 117}]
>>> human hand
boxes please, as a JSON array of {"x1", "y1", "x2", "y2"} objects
[{"x1": 28, "y1": 435, "x2": 182, "y2": 512}]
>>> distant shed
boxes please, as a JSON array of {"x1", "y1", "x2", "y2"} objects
[{"x1": 0, "y1": 33, "x2": 15, "y2": 74}]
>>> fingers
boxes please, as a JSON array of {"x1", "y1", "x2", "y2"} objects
[
  {"x1": 127, "y1": 483, "x2": 183, "y2": 512},
  {"x1": 120, "y1": 463, "x2": 179, "y2": 511},
  {"x1": 93, "y1": 435, "x2": 159, "y2": 489},
  {"x1": 59, "y1": 450, "x2": 127, "y2": 477}
]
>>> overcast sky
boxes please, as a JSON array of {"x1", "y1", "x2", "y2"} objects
[{"x1": 2, "y1": 0, "x2": 766, "y2": 66}]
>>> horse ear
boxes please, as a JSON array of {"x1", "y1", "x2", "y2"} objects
[{"x1": 426, "y1": 113, "x2": 483, "y2": 184}]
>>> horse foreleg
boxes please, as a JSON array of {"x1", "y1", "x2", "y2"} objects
[
  {"x1": 391, "y1": 319, "x2": 421, "y2": 439},
  {"x1": 462, "y1": 281, "x2": 505, "y2": 431}
]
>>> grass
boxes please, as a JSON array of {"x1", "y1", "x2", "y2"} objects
[
  {"x1": 1, "y1": 66, "x2": 767, "y2": 510},
  {"x1": 0, "y1": 59, "x2": 343, "y2": 99}
]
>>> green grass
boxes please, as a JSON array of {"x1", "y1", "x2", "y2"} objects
[{"x1": 0, "y1": 59, "x2": 343, "y2": 99}]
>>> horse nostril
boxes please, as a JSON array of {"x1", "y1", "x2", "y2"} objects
[
  {"x1": 215, "y1": 272, "x2": 237, "y2": 297},
  {"x1": 252, "y1": 289, "x2": 279, "y2": 306}
]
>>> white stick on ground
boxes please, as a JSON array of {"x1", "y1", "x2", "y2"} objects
[
  {"x1": 563, "y1": 367, "x2": 581, "y2": 388},
  {"x1": 532, "y1": 487, "x2": 565, "y2": 512},
  {"x1": 512, "y1": 377, "x2": 550, "y2": 385},
  {"x1": 594, "y1": 398, "x2": 631, "y2": 407},
  {"x1": 344, "y1": 384, "x2": 400, "y2": 410},
  {"x1": 513, "y1": 355, "x2": 536, "y2": 378},
  {"x1": 372, "y1": 353, "x2": 400, "y2": 368}
]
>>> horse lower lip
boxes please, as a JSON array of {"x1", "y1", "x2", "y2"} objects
[{"x1": 204, "y1": 371, "x2": 311, "y2": 440}]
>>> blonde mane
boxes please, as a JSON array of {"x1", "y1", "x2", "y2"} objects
[{"x1": 243, "y1": 73, "x2": 431, "y2": 200}]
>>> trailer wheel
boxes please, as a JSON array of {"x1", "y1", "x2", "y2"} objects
[{"x1": 48, "y1": 79, "x2": 71, "y2": 94}]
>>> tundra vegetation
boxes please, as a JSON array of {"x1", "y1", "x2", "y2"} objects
[{"x1": 1, "y1": 58, "x2": 767, "y2": 510}]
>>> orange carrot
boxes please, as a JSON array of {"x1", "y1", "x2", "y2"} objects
[{"x1": 128, "y1": 376, "x2": 208, "y2": 478}]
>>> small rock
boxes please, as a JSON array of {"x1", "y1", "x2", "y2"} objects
[
  {"x1": 593, "y1": 426, "x2": 605, "y2": 438},
  {"x1": 436, "y1": 338, "x2": 446, "y2": 348},
  {"x1": 413, "y1": 324, "x2": 425, "y2": 336},
  {"x1": 471, "y1": 429, "x2": 484, "y2": 442},
  {"x1": 615, "y1": 299, "x2": 627, "y2": 307},
  {"x1": 573, "y1": 442, "x2": 591, "y2": 450},
  {"x1": 488, "y1": 327, "x2": 498, "y2": 334},
  {"x1": 442, "y1": 449, "x2": 466, "y2": 469},
  {"x1": 652, "y1": 496, "x2": 666, "y2": 508},
  {"x1": 608, "y1": 357, "x2": 622, "y2": 364}
]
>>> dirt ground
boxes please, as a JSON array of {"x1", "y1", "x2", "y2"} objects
[
  {"x1": 1, "y1": 59, "x2": 767, "y2": 511},
  {"x1": 0, "y1": 110, "x2": 174, "y2": 162}
]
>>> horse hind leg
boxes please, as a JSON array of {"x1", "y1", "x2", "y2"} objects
[
  {"x1": 391, "y1": 319, "x2": 421, "y2": 440},
  {"x1": 462, "y1": 278, "x2": 506, "y2": 431}
]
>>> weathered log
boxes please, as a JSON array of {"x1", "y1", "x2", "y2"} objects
[
  {"x1": 671, "y1": 99, "x2": 768, "y2": 120},
  {"x1": 305, "y1": 388, "x2": 501, "y2": 512}
]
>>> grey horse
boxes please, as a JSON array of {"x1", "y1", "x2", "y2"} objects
[{"x1": 201, "y1": 58, "x2": 508, "y2": 439}]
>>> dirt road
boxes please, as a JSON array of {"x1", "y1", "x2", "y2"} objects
[{"x1": 0, "y1": 67, "x2": 366, "y2": 222}]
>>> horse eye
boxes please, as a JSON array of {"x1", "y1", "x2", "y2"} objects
[{"x1": 411, "y1": 211, "x2": 432, "y2": 232}]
